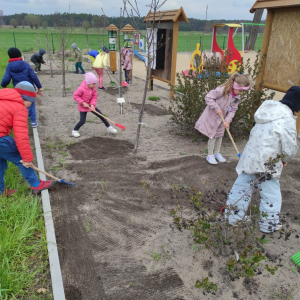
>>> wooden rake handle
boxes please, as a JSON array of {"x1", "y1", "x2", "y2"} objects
[
  {"x1": 220, "y1": 114, "x2": 241, "y2": 157},
  {"x1": 20, "y1": 160, "x2": 60, "y2": 182},
  {"x1": 88, "y1": 107, "x2": 116, "y2": 125}
]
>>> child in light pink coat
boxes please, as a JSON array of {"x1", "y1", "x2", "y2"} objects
[
  {"x1": 72, "y1": 72, "x2": 117, "y2": 137},
  {"x1": 121, "y1": 47, "x2": 132, "y2": 85},
  {"x1": 195, "y1": 72, "x2": 250, "y2": 164}
]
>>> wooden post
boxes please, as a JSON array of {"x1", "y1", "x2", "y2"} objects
[
  {"x1": 170, "y1": 21, "x2": 179, "y2": 98},
  {"x1": 255, "y1": 9, "x2": 274, "y2": 91},
  {"x1": 110, "y1": 51, "x2": 117, "y2": 72}
]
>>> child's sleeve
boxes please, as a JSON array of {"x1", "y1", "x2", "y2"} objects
[
  {"x1": 205, "y1": 88, "x2": 223, "y2": 112},
  {"x1": 278, "y1": 120, "x2": 298, "y2": 162},
  {"x1": 73, "y1": 87, "x2": 84, "y2": 104},
  {"x1": 90, "y1": 89, "x2": 98, "y2": 106},
  {"x1": 225, "y1": 98, "x2": 240, "y2": 123},
  {"x1": 28, "y1": 65, "x2": 42, "y2": 89},
  {"x1": 1, "y1": 66, "x2": 12, "y2": 87}
]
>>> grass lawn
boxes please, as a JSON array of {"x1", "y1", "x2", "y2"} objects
[
  {"x1": 0, "y1": 27, "x2": 263, "y2": 54},
  {"x1": 0, "y1": 51, "x2": 52, "y2": 299}
]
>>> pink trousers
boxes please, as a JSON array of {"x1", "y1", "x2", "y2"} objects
[{"x1": 94, "y1": 68, "x2": 104, "y2": 88}]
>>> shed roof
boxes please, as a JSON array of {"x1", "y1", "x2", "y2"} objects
[
  {"x1": 121, "y1": 24, "x2": 136, "y2": 32},
  {"x1": 250, "y1": 0, "x2": 300, "y2": 13},
  {"x1": 106, "y1": 24, "x2": 119, "y2": 31},
  {"x1": 143, "y1": 6, "x2": 188, "y2": 23}
]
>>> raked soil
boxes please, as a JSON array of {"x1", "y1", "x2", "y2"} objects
[{"x1": 27, "y1": 53, "x2": 300, "y2": 300}]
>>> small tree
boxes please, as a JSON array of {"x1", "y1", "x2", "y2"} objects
[
  {"x1": 9, "y1": 18, "x2": 18, "y2": 28},
  {"x1": 42, "y1": 20, "x2": 48, "y2": 29},
  {"x1": 125, "y1": 0, "x2": 168, "y2": 152},
  {"x1": 82, "y1": 20, "x2": 90, "y2": 50},
  {"x1": 54, "y1": 23, "x2": 75, "y2": 96}
]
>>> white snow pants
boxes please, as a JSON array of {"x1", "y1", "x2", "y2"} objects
[{"x1": 225, "y1": 172, "x2": 282, "y2": 233}]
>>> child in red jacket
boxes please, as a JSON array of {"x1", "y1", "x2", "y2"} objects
[
  {"x1": 0, "y1": 81, "x2": 54, "y2": 196},
  {"x1": 72, "y1": 72, "x2": 117, "y2": 137}
]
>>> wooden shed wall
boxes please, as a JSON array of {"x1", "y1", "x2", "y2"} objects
[{"x1": 263, "y1": 10, "x2": 300, "y2": 88}]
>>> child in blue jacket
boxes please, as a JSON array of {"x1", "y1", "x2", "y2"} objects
[{"x1": 1, "y1": 47, "x2": 43, "y2": 128}]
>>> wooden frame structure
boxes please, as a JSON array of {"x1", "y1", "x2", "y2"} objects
[
  {"x1": 250, "y1": 0, "x2": 300, "y2": 133},
  {"x1": 143, "y1": 7, "x2": 188, "y2": 98}
]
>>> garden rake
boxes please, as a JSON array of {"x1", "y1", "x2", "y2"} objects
[
  {"x1": 21, "y1": 161, "x2": 76, "y2": 187},
  {"x1": 220, "y1": 114, "x2": 241, "y2": 157},
  {"x1": 105, "y1": 69, "x2": 118, "y2": 87},
  {"x1": 291, "y1": 251, "x2": 300, "y2": 267},
  {"x1": 88, "y1": 107, "x2": 126, "y2": 131}
]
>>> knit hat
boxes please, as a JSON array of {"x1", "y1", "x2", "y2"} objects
[
  {"x1": 102, "y1": 46, "x2": 109, "y2": 53},
  {"x1": 84, "y1": 72, "x2": 98, "y2": 85},
  {"x1": 15, "y1": 81, "x2": 36, "y2": 102},
  {"x1": 8, "y1": 47, "x2": 22, "y2": 59},
  {"x1": 280, "y1": 86, "x2": 300, "y2": 113},
  {"x1": 71, "y1": 43, "x2": 77, "y2": 49}
]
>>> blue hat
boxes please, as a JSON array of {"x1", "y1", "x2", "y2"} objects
[
  {"x1": 15, "y1": 81, "x2": 36, "y2": 102},
  {"x1": 102, "y1": 46, "x2": 109, "y2": 53}
]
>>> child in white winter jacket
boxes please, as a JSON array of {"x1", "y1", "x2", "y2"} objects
[{"x1": 225, "y1": 86, "x2": 300, "y2": 233}]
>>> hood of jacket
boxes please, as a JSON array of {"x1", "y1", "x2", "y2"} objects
[
  {"x1": 280, "y1": 86, "x2": 300, "y2": 113},
  {"x1": 39, "y1": 49, "x2": 46, "y2": 55},
  {"x1": 8, "y1": 60, "x2": 28, "y2": 74},
  {"x1": 0, "y1": 88, "x2": 24, "y2": 105},
  {"x1": 254, "y1": 100, "x2": 294, "y2": 124}
]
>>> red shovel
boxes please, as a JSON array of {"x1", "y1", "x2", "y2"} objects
[{"x1": 88, "y1": 106, "x2": 126, "y2": 131}]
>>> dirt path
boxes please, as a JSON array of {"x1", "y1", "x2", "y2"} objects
[{"x1": 30, "y1": 55, "x2": 300, "y2": 300}]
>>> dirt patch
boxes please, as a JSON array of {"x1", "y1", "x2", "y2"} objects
[
  {"x1": 32, "y1": 53, "x2": 300, "y2": 300},
  {"x1": 105, "y1": 86, "x2": 128, "y2": 96},
  {"x1": 131, "y1": 103, "x2": 170, "y2": 116}
]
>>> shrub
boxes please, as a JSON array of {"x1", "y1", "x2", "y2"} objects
[{"x1": 169, "y1": 52, "x2": 274, "y2": 137}]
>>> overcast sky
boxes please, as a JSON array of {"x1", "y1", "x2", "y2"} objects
[{"x1": 1, "y1": 0, "x2": 266, "y2": 20}]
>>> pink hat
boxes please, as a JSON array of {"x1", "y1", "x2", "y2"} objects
[{"x1": 84, "y1": 72, "x2": 98, "y2": 85}]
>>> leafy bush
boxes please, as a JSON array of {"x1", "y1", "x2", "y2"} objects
[{"x1": 169, "y1": 52, "x2": 274, "y2": 137}]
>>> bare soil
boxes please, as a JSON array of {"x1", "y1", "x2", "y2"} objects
[{"x1": 28, "y1": 53, "x2": 300, "y2": 300}]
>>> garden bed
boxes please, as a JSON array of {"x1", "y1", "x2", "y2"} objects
[{"x1": 32, "y1": 55, "x2": 300, "y2": 300}]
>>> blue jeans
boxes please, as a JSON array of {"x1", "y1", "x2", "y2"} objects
[
  {"x1": 27, "y1": 101, "x2": 37, "y2": 123},
  {"x1": 225, "y1": 172, "x2": 282, "y2": 233},
  {"x1": 0, "y1": 136, "x2": 40, "y2": 194}
]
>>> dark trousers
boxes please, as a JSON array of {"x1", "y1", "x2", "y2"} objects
[
  {"x1": 74, "y1": 108, "x2": 110, "y2": 131},
  {"x1": 75, "y1": 62, "x2": 85, "y2": 73},
  {"x1": 34, "y1": 62, "x2": 41, "y2": 71},
  {"x1": 124, "y1": 70, "x2": 130, "y2": 84}
]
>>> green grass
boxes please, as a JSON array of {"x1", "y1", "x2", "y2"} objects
[
  {"x1": 0, "y1": 51, "x2": 51, "y2": 299},
  {"x1": 0, "y1": 163, "x2": 51, "y2": 299},
  {"x1": 0, "y1": 27, "x2": 263, "y2": 53}
]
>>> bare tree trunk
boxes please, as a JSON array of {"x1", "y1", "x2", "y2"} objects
[
  {"x1": 133, "y1": 63, "x2": 151, "y2": 153},
  {"x1": 245, "y1": 9, "x2": 264, "y2": 51},
  {"x1": 62, "y1": 39, "x2": 66, "y2": 97},
  {"x1": 46, "y1": 35, "x2": 53, "y2": 78},
  {"x1": 86, "y1": 33, "x2": 89, "y2": 51}
]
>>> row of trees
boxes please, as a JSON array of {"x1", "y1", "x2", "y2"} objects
[{"x1": 2, "y1": 12, "x2": 265, "y2": 32}]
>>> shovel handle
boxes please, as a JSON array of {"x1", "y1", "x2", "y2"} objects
[
  {"x1": 20, "y1": 160, "x2": 60, "y2": 182},
  {"x1": 220, "y1": 115, "x2": 240, "y2": 156},
  {"x1": 88, "y1": 107, "x2": 116, "y2": 125}
]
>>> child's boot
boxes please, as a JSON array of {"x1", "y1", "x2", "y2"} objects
[
  {"x1": 107, "y1": 126, "x2": 117, "y2": 134},
  {"x1": 72, "y1": 130, "x2": 80, "y2": 137},
  {"x1": 31, "y1": 180, "x2": 55, "y2": 195},
  {"x1": 1, "y1": 189, "x2": 17, "y2": 197},
  {"x1": 206, "y1": 155, "x2": 218, "y2": 165},
  {"x1": 214, "y1": 153, "x2": 226, "y2": 162}
]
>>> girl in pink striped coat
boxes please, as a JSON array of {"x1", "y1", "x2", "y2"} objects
[{"x1": 195, "y1": 72, "x2": 250, "y2": 165}]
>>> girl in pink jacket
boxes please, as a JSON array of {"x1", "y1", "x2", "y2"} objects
[
  {"x1": 72, "y1": 72, "x2": 117, "y2": 137},
  {"x1": 195, "y1": 72, "x2": 250, "y2": 165},
  {"x1": 121, "y1": 47, "x2": 132, "y2": 85}
]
